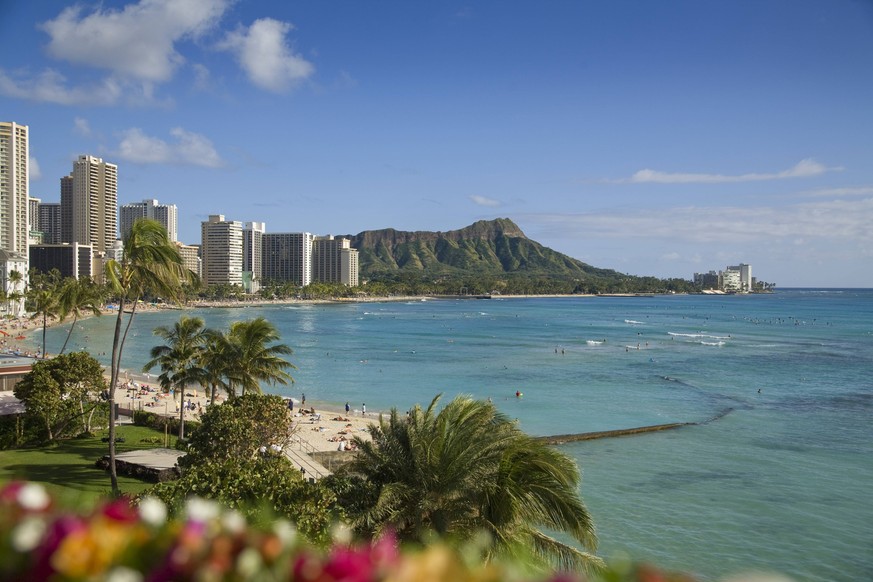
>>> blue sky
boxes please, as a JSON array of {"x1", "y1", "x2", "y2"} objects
[{"x1": 2, "y1": 1, "x2": 872, "y2": 287}]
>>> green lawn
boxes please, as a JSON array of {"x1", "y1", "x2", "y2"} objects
[{"x1": 0, "y1": 424, "x2": 180, "y2": 505}]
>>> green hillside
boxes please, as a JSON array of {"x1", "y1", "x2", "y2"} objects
[{"x1": 349, "y1": 218, "x2": 622, "y2": 280}]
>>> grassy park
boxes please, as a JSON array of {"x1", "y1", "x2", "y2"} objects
[{"x1": 0, "y1": 424, "x2": 178, "y2": 503}]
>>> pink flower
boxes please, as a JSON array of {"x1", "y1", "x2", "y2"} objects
[
  {"x1": 101, "y1": 497, "x2": 139, "y2": 523},
  {"x1": 30, "y1": 515, "x2": 87, "y2": 581}
]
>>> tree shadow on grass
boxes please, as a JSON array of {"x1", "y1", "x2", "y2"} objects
[{"x1": 1, "y1": 424, "x2": 173, "y2": 499}]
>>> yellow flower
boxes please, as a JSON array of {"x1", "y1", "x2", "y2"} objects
[{"x1": 386, "y1": 545, "x2": 468, "y2": 582}]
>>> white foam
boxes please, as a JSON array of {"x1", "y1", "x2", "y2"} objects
[{"x1": 669, "y1": 332, "x2": 730, "y2": 340}]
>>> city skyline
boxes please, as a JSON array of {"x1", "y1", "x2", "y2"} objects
[{"x1": 2, "y1": 1, "x2": 872, "y2": 287}]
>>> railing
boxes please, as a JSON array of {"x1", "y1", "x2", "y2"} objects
[
  {"x1": 285, "y1": 433, "x2": 329, "y2": 481},
  {"x1": 288, "y1": 432, "x2": 317, "y2": 455}
]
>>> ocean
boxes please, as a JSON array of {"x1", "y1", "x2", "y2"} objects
[{"x1": 33, "y1": 289, "x2": 873, "y2": 581}]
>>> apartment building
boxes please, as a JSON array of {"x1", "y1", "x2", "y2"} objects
[
  {"x1": 312, "y1": 235, "x2": 359, "y2": 286},
  {"x1": 120, "y1": 199, "x2": 178, "y2": 242},
  {"x1": 242, "y1": 222, "x2": 265, "y2": 293},
  {"x1": 201, "y1": 215, "x2": 242, "y2": 287},
  {"x1": 176, "y1": 242, "x2": 201, "y2": 281},
  {"x1": 0, "y1": 122, "x2": 29, "y2": 258},
  {"x1": 61, "y1": 155, "x2": 118, "y2": 256},
  {"x1": 29, "y1": 243, "x2": 93, "y2": 280},
  {"x1": 262, "y1": 232, "x2": 313, "y2": 287}
]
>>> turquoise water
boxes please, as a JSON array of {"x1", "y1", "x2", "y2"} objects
[{"x1": 36, "y1": 290, "x2": 873, "y2": 581}]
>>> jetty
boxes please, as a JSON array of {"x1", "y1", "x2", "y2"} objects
[
  {"x1": 537, "y1": 422, "x2": 692, "y2": 445},
  {"x1": 538, "y1": 408, "x2": 734, "y2": 445}
]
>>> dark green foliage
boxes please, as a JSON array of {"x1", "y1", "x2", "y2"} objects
[
  {"x1": 13, "y1": 352, "x2": 107, "y2": 442},
  {"x1": 336, "y1": 394, "x2": 602, "y2": 573},
  {"x1": 132, "y1": 410, "x2": 199, "y2": 436},
  {"x1": 182, "y1": 394, "x2": 293, "y2": 468},
  {"x1": 143, "y1": 393, "x2": 337, "y2": 544},
  {"x1": 347, "y1": 219, "x2": 702, "y2": 294},
  {"x1": 143, "y1": 456, "x2": 338, "y2": 545}
]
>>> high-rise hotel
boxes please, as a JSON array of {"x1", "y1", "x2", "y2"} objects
[
  {"x1": 201, "y1": 215, "x2": 242, "y2": 287},
  {"x1": 60, "y1": 155, "x2": 118, "y2": 254},
  {"x1": 313, "y1": 235, "x2": 359, "y2": 287},
  {"x1": 0, "y1": 122, "x2": 30, "y2": 257},
  {"x1": 242, "y1": 222, "x2": 265, "y2": 293},
  {"x1": 0, "y1": 121, "x2": 30, "y2": 312},
  {"x1": 120, "y1": 199, "x2": 178, "y2": 242}
]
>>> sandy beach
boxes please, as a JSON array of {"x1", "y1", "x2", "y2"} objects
[
  {"x1": 9, "y1": 297, "x2": 407, "y2": 454},
  {"x1": 113, "y1": 372, "x2": 377, "y2": 453}
]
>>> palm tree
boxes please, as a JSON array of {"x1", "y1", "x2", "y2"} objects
[
  {"x1": 143, "y1": 316, "x2": 210, "y2": 440},
  {"x1": 223, "y1": 317, "x2": 295, "y2": 398},
  {"x1": 57, "y1": 277, "x2": 104, "y2": 355},
  {"x1": 26, "y1": 273, "x2": 61, "y2": 358},
  {"x1": 200, "y1": 329, "x2": 232, "y2": 406},
  {"x1": 343, "y1": 395, "x2": 601, "y2": 574},
  {"x1": 104, "y1": 219, "x2": 191, "y2": 495},
  {"x1": 8, "y1": 269, "x2": 23, "y2": 317}
]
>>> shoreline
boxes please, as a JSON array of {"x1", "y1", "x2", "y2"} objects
[{"x1": 114, "y1": 369, "x2": 378, "y2": 453}]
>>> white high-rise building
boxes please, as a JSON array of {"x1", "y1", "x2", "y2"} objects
[
  {"x1": 0, "y1": 122, "x2": 30, "y2": 257},
  {"x1": 175, "y1": 242, "x2": 201, "y2": 280},
  {"x1": 28, "y1": 196, "x2": 40, "y2": 236},
  {"x1": 201, "y1": 215, "x2": 242, "y2": 287},
  {"x1": 120, "y1": 199, "x2": 178, "y2": 242},
  {"x1": 61, "y1": 155, "x2": 118, "y2": 255},
  {"x1": 242, "y1": 222, "x2": 265, "y2": 293},
  {"x1": 725, "y1": 263, "x2": 753, "y2": 293}
]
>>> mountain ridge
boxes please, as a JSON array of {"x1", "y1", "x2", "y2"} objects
[{"x1": 345, "y1": 218, "x2": 623, "y2": 281}]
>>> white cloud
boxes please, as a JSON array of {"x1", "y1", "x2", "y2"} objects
[
  {"x1": 524, "y1": 197, "x2": 873, "y2": 245},
  {"x1": 29, "y1": 157, "x2": 41, "y2": 180},
  {"x1": 73, "y1": 117, "x2": 91, "y2": 137},
  {"x1": 219, "y1": 18, "x2": 314, "y2": 92},
  {"x1": 116, "y1": 127, "x2": 223, "y2": 168},
  {"x1": 39, "y1": 0, "x2": 230, "y2": 83},
  {"x1": 614, "y1": 159, "x2": 840, "y2": 184},
  {"x1": 470, "y1": 195, "x2": 501, "y2": 207},
  {"x1": 801, "y1": 186, "x2": 873, "y2": 197},
  {"x1": 0, "y1": 68, "x2": 123, "y2": 106}
]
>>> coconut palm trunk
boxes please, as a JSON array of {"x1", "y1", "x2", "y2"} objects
[{"x1": 105, "y1": 219, "x2": 191, "y2": 496}]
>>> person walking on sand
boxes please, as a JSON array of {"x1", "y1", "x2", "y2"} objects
[
  {"x1": 345, "y1": 402, "x2": 350, "y2": 414},
  {"x1": 302, "y1": 393, "x2": 306, "y2": 407},
  {"x1": 362, "y1": 403, "x2": 366, "y2": 415}
]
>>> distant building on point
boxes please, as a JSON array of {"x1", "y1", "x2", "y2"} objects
[{"x1": 694, "y1": 263, "x2": 755, "y2": 293}]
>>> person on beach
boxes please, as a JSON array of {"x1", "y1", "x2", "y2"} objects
[
  {"x1": 362, "y1": 403, "x2": 366, "y2": 415},
  {"x1": 345, "y1": 402, "x2": 350, "y2": 414},
  {"x1": 302, "y1": 393, "x2": 306, "y2": 406}
]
